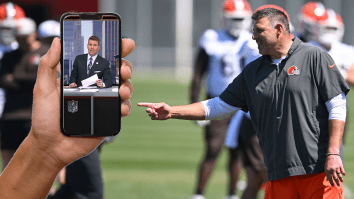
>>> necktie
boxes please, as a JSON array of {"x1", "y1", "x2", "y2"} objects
[{"x1": 87, "y1": 57, "x2": 93, "y2": 76}]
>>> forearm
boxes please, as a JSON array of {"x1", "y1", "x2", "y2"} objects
[
  {"x1": 0, "y1": 132, "x2": 63, "y2": 199},
  {"x1": 327, "y1": 119, "x2": 345, "y2": 154},
  {"x1": 69, "y1": 61, "x2": 79, "y2": 83},
  {"x1": 325, "y1": 93, "x2": 346, "y2": 154},
  {"x1": 170, "y1": 102, "x2": 206, "y2": 120}
]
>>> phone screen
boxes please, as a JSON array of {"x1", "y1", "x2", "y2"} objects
[{"x1": 60, "y1": 13, "x2": 121, "y2": 136}]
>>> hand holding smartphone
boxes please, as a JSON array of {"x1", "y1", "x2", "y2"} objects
[{"x1": 60, "y1": 13, "x2": 121, "y2": 136}]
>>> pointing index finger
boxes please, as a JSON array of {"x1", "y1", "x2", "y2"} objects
[{"x1": 137, "y1": 102, "x2": 155, "y2": 108}]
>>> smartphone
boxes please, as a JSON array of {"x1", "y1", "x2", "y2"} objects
[{"x1": 60, "y1": 13, "x2": 121, "y2": 136}]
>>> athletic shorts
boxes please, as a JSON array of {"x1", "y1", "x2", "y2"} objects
[
  {"x1": 225, "y1": 111, "x2": 250, "y2": 148},
  {"x1": 0, "y1": 120, "x2": 31, "y2": 150},
  {"x1": 264, "y1": 172, "x2": 344, "y2": 199},
  {"x1": 204, "y1": 112, "x2": 233, "y2": 142},
  {"x1": 225, "y1": 111, "x2": 266, "y2": 172}
]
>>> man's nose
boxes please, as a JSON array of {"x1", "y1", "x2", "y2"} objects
[{"x1": 252, "y1": 33, "x2": 256, "y2": 40}]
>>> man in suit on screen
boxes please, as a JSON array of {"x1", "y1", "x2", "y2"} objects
[{"x1": 69, "y1": 35, "x2": 112, "y2": 88}]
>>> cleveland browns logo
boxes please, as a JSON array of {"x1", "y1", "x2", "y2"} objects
[{"x1": 288, "y1": 66, "x2": 300, "y2": 76}]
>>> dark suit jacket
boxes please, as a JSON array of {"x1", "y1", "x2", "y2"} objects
[{"x1": 69, "y1": 54, "x2": 112, "y2": 88}]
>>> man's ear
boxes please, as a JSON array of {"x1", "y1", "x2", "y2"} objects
[{"x1": 275, "y1": 23, "x2": 284, "y2": 35}]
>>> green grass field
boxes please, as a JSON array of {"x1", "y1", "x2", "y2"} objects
[{"x1": 98, "y1": 78, "x2": 354, "y2": 199}]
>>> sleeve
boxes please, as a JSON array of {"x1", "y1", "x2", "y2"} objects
[
  {"x1": 102, "y1": 59, "x2": 112, "y2": 88},
  {"x1": 69, "y1": 56, "x2": 79, "y2": 84},
  {"x1": 315, "y1": 51, "x2": 350, "y2": 103},
  {"x1": 219, "y1": 72, "x2": 248, "y2": 112},
  {"x1": 202, "y1": 97, "x2": 240, "y2": 120},
  {"x1": 190, "y1": 48, "x2": 208, "y2": 103},
  {"x1": 325, "y1": 92, "x2": 346, "y2": 122},
  {"x1": 198, "y1": 29, "x2": 220, "y2": 56}
]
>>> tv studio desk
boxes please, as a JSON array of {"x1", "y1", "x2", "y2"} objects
[{"x1": 63, "y1": 86, "x2": 119, "y2": 136}]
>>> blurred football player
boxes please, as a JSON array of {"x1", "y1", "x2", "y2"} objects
[
  {"x1": 0, "y1": 2, "x2": 25, "y2": 138},
  {"x1": 308, "y1": 8, "x2": 354, "y2": 146},
  {"x1": 0, "y1": 2, "x2": 25, "y2": 57},
  {"x1": 294, "y1": 2, "x2": 328, "y2": 42},
  {"x1": 37, "y1": 20, "x2": 60, "y2": 45},
  {"x1": 0, "y1": 17, "x2": 50, "y2": 170},
  {"x1": 190, "y1": 0, "x2": 260, "y2": 199}
]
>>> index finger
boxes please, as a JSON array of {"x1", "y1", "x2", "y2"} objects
[
  {"x1": 325, "y1": 171, "x2": 335, "y2": 187},
  {"x1": 122, "y1": 38, "x2": 135, "y2": 58},
  {"x1": 137, "y1": 103, "x2": 156, "y2": 108}
]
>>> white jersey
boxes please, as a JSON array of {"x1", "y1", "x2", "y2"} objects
[
  {"x1": 199, "y1": 29, "x2": 260, "y2": 97},
  {"x1": 309, "y1": 40, "x2": 354, "y2": 79},
  {"x1": 328, "y1": 41, "x2": 354, "y2": 79}
]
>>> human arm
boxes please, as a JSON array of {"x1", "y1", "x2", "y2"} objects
[
  {"x1": 138, "y1": 97, "x2": 240, "y2": 120},
  {"x1": 69, "y1": 55, "x2": 79, "y2": 86},
  {"x1": 96, "y1": 79, "x2": 104, "y2": 88},
  {"x1": 325, "y1": 119, "x2": 345, "y2": 187},
  {"x1": 101, "y1": 60, "x2": 112, "y2": 88},
  {"x1": 138, "y1": 102, "x2": 206, "y2": 120},
  {"x1": 69, "y1": 82, "x2": 77, "y2": 88},
  {"x1": 0, "y1": 38, "x2": 135, "y2": 198},
  {"x1": 324, "y1": 93, "x2": 346, "y2": 187}
]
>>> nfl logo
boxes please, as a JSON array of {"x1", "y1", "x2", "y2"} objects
[{"x1": 68, "y1": 100, "x2": 78, "y2": 113}]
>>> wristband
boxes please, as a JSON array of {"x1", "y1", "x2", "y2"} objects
[{"x1": 326, "y1": 153, "x2": 340, "y2": 156}]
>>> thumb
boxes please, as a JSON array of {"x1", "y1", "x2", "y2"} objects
[{"x1": 36, "y1": 38, "x2": 61, "y2": 88}]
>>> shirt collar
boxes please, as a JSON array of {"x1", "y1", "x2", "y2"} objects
[
  {"x1": 261, "y1": 37, "x2": 302, "y2": 64},
  {"x1": 88, "y1": 54, "x2": 98, "y2": 62},
  {"x1": 287, "y1": 36, "x2": 301, "y2": 55}
]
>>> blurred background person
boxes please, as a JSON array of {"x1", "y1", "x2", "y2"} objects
[
  {"x1": 0, "y1": 2, "x2": 23, "y2": 58},
  {"x1": 0, "y1": 17, "x2": 49, "y2": 170},
  {"x1": 309, "y1": 8, "x2": 354, "y2": 86},
  {"x1": 37, "y1": 19, "x2": 61, "y2": 79},
  {"x1": 190, "y1": 1, "x2": 260, "y2": 198},
  {"x1": 37, "y1": 19, "x2": 60, "y2": 45},
  {"x1": 294, "y1": 2, "x2": 328, "y2": 43},
  {"x1": 0, "y1": 2, "x2": 25, "y2": 137},
  {"x1": 303, "y1": 7, "x2": 354, "y2": 146},
  {"x1": 225, "y1": 110, "x2": 267, "y2": 199}
]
